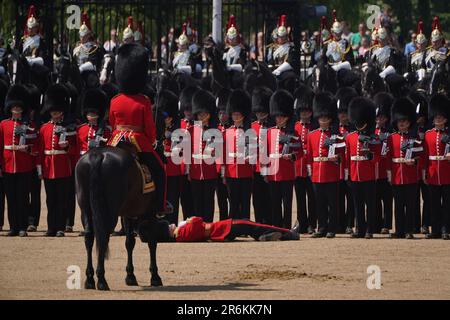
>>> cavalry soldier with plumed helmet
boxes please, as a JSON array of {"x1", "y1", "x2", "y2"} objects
[
  {"x1": 407, "y1": 19, "x2": 429, "y2": 82},
  {"x1": 20, "y1": 5, "x2": 48, "y2": 69},
  {"x1": 270, "y1": 15, "x2": 298, "y2": 78},
  {"x1": 424, "y1": 17, "x2": 449, "y2": 74},
  {"x1": 223, "y1": 15, "x2": 247, "y2": 73}
]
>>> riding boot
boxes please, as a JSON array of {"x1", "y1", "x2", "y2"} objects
[{"x1": 138, "y1": 152, "x2": 171, "y2": 215}]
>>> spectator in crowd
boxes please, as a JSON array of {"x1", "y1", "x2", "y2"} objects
[
  {"x1": 358, "y1": 36, "x2": 370, "y2": 58},
  {"x1": 341, "y1": 21, "x2": 353, "y2": 42},
  {"x1": 103, "y1": 29, "x2": 118, "y2": 53},
  {"x1": 351, "y1": 23, "x2": 370, "y2": 58},
  {"x1": 404, "y1": 32, "x2": 417, "y2": 56}
]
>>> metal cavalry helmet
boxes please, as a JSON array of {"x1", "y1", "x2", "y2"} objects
[
  {"x1": 178, "y1": 23, "x2": 190, "y2": 47},
  {"x1": 26, "y1": 5, "x2": 39, "y2": 30},
  {"x1": 79, "y1": 12, "x2": 92, "y2": 38},
  {"x1": 226, "y1": 15, "x2": 240, "y2": 44},
  {"x1": 123, "y1": 16, "x2": 135, "y2": 42},
  {"x1": 416, "y1": 19, "x2": 427, "y2": 46},
  {"x1": 331, "y1": 10, "x2": 343, "y2": 35},
  {"x1": 431, "y1": 16, "x2": 444, "y2": 43}
]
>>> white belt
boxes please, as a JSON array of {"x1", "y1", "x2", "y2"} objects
[
  {"x1": 4, "y1": 145, "x2": 24, "y2": 151},
  {"x1": 228, "y1": 152, "x2": 244, "y2": 158},
  {"x1": 313, "y1": 157, "x2": 334, "y2": 162},
  {"x1": 44, "y1": 150, "x2": 67, "y2": 155},
  {"x1": 269, "y1": 154, "x2": 282, "y2": 159},
  {"x1": 351, "y1": 156, "x2": 369, "y2": 161},
  {"x1": 192, "y1": 154, "x2": 213, "y2": 160},
  {"x1": 392, "y1": 158, "x2": 409, "y2": 163},
  {"x1": 429, "y1": 156, "x2": 447, "y2": 161}
]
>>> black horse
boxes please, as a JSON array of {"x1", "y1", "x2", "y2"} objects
[
  {"x1": 429, "y1": 59, "x2": 450, "y2": 96},
  {"x1": 75, "y1": 145, "x2": 165, "y2": 290}
]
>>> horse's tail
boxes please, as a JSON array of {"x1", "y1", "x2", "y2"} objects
[{"x1": 89, "y1": 152, "x2": 110, "y2": 259}]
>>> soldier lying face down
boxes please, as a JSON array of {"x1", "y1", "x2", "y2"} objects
[{"x1": 140, "y1": 217, "x2": 300, "y2": 243}]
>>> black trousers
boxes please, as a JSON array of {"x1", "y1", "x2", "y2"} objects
[
  {"x1": 66, "y1": 174, "x2": 76, "y2": 227},
  {"x1": 139, "y1": 152, "x2": 166, "y2": 212},
  {"x1": 351, "y1": 181, "x2": 377, "y2": 235},
  {"x1": 376, "y1": 179, "x2": 393, "y2": 230},
  {"x1": 3, "y1": 172, "x2": 32, "y2": 232},
  {"x1": 180, "y1": 175, "x2": 194, "y2": 220},
  {"x1": 392, "y1": 184, "x2": 418, "y2": 236},
  {"x1": 226, "y1": 177, "x2": 252, "y2": 220},
  {"x1": 225, "y1": 220, "x2": 295, "y2": 241},
  {"x1": 28, "y1": 169, "x2": 41, "y2": 227},
  {"x1": 294, "y1": 177, "x2": 316, "y2": 232},
  {"x1": 253, "y1": 173, "x2": 272, "y2": 225},
  {"x1": 269, "y1": 180, "x2": 294, "y2": 229},
  {"x1": 338, "y1": 180, "x2": 355, "y2": 231},
  {"x1": 216, "y1": 174, "x2": 229, "y2": 221},
  {"x1": 313, "y1": 182, "x2": 339, "y2": 234},
  {"x1": 190, "y1": 179, "x2": 216, "y2": 222},
  {"x1": 428, "y1": 184, "x2": 450, "y2": 235},
  {"x1": 0, "y1": 177, "x2": 5, "y2": 227},
  {"x1": 166, "y1": 175, "x2": 181, "y2": 225},
  {"x1": 44, "y1": 177, "x2": 71, "y2": 233},
  {"x1": 417, "y1": 180, "x2": 431, "y2": 229}
]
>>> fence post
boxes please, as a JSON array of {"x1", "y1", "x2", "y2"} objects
[{"x1": 212, "y1": 0, "x2": 222, "y2": 44}]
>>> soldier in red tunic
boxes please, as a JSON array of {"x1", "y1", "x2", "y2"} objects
[
  {"x1": 0, "y1": 85, "x2": 38, "y2": 237},
  {"x1": 373, "y1": 92, "x2": 394, "y2": 235},
  {"x1": 423, "y1": 94, "x2": 450, "y2": 240},
  {"x1": 215, "y1": 88, "x2": 231, "y2": 220},
  {"x1": 77, "y1": 88, "x2": 111, "y2": 157},
  {"x1": 157, "y1": 90, "x2": 183, "y2": 225},
  {"x1": 346, "y1": 97, "x2": 382, "y2": 239},
  {"x1": 223, "y1": 89, "x2": 254, "y2": 220},
  {"x1": 307, "y1": 92, "x2": 343, "y2": 238},
  {"x1": 162, "y1": 216, "x2": 300, "y2": 242},
  {"x1": 386, "y1": 98, "x2": 424, "y2": 239},
  {"x1": 0, "y1": 79, "x2": 8, "y2": 232},
  {"x1": 266, "y1": 90, "x2": 302, "y2": 229},
  {"x1": 37, "y1": 84, "x2": 77, "y2": 237},
  {"x1": 336, "y1": 87, "x2": 358, "y2": 234},
  {"x1": 187, "y1": 89, "x2": 218, "y2": 222},
  {"x1": 293, "y1": 85, "x2": 316, "y2": 234},
  {"x1": 251, "y1": 87, "x2": 273, "y2": 224},
  {"x1": 178, "y1": 86, "x2": 198, "y2": 219},
  {"x1": 108, "y1": 43, "x2": 169, "y2": 216}
]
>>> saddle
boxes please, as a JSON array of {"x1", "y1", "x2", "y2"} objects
[{"x1": 113, "y1": 140, "x2": 156, "y2": 195}]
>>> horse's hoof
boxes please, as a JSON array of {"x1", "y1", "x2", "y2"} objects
[
  {"x1": 151, "y1": 277, "x2": 163, "y2": 287},
  {"x1": 125, "y1": 274, "x2": 138, "y2": 286},
  {"x1": 84, "y1": 278, "x2": 96, "y2": 290},
  {"x1": 96, "y1": 280, "x2": 110, "y2": 291}
]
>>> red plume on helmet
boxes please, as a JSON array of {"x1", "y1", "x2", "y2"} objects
[
  {"x1": 227, "y1": 15, "x2": 236, "y2": 31},
  {"x1": 25, "y1": 5, "x2": 39, "y2": 37},
  {"x1": 28, "y1": 5, "x2": 36, "y2": 20},
  {"x1": 127, "y1": 16, "x2": 134, "y2": 29},
  {"x1": 417, "y1": 18, "x2": 424, "y2": 34},
  {"x1": 332, "y1": 9, "x2": 338, "y2": 23},
  {"x1": 226, "y1": 15, "x2": 240, "y2": 43},
  {"x1": 81, "y1": 12, "x2": 91, "y2": 30},
  {"x1": 182, "y1": 22, "x2": 187, "y2": 35},
  {"x1": 320, "y1": 16, "x2": 328, "y2": 30},
  {"x1": 432, "y1": 16, "x2": 442, "y2": 33}
]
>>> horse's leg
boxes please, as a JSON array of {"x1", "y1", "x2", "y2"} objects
[
  {"x1": 149, "y1": 240, "x2": 163, "y2": 287},
  {"x1": 84, "y1": 231, "x2": 96, "y2": 289},
  {"x1": 124, "y1": 217, "x2": 138, "y2": 286},
  {"x1": 96, "y1": 236, "x2": 110, "y2": 291}
]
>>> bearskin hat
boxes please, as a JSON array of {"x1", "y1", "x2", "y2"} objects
[
  {"x1": 179, "y1": 86, "x2": 199, "y2": 113},
  {"x1": 115, "y1": 43, "x2": 149, "y2": 95},
  {"x1": 0, "y1": 79, "x2": 9, "y2": 111},
  {"x1": 348, "y1": 97, "x2": 376, "y2": 132},
  {"x1": 374, "y1": 92, "x2": 394, "y2": 120},
  {"x1": 391, "y1": 97, "x2": 417, "y2": 126},
  {"x1": 408, "y1": 90, "x2": 428, "y2": 119},
  {"x1": 5, "y1": 84, "x2": 30, "y2": 114},
  {"x1": 313, "y1": 92, "x2": 338, "y2": 121},
  {"x1": 252, "y1": 86, "x2": 273, "y2": 114},
  {"x1": 227, "y1": 89, "x2": 251, "y2": 118},
  {"x1": 157, "y1": 90, "x2": 179, "y2": 120},
  {"x1": 293, "y1": 84, "x2": 314, "y2": 113},
  {"x1": 192, "y1": 89, "x2": 216, "y2": 116},
  {"x1": 24, "y1": 84, "x2": 42, "y2": 113},
  {"x1": 100, "y1": 82, "x2": 119, "y2": 104},
  {"x1": 335, "y1": 87, "x2": 358, "y2": 114},
  {"x1": 429, "y1": 94, "x2": 450, "y2": 120},
  {"x1": 270, "y1": 89, "x2": 294, "y2": 118},
  {"x1": 216, "y1": 88, "x2": 231, "y2": 112},
  {"x1": 42, "y1": 84, "x2": 69, "y2": 115},
  {"x1": 385, "y1": 73, "x2": 408, "y2": 98},
  {"x1": 81, "y1": 88, "x2": 108, "y2": 120}
]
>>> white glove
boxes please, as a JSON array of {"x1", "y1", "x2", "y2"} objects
[
  {"x1": 176, "y1": 65, "x2": 192, "y2": 74},
  {"x1": 331, "y1": 61, "x2": 351, "y2": 72},
  {"x1": 79, "y1": 61, "x2": 95, "y2": 73},
  {"x1": 227, "y1": 64, "x2": 243, "y2": 73},
  {"x1": 26, "y1": 57, "x2": 44, "y2": 66},
  {"x1": 379, "y1": 65, "x2": 396, "y2": 79},
  {"x1": 273, "y1": 62, "x2": 293, "y2": 76}
]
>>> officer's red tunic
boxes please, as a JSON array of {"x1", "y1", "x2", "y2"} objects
[
  {"x1": 108, "y1": 94, "x2": 156, "y2": 152},
  {"x1": 77, "y1": 123, "x2": 112, "y2": 155},
  {"x1": 36, "y1": 121, "x2": 76, "y2": 179},
  {"x1": 306, "y1": 129, "x2": 344, "y2": 183},
  {"x1": 423, "y1": 128, "x2": 450, "y2": 186},
  {"x1": 345, "y1": 131, "x2": 382, "y2": 182},
  {"x1": 0, "y1": 119, "x2": 38, "y2": 173},
  {"x1": 266, "y1": 126, "x2": 302, "y2": 182}
]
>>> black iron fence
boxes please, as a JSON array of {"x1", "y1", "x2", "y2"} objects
[{"x1": 15, "y1": 0, "x2": 301, "y2": 69}]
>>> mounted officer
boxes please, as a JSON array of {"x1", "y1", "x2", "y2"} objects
[{"x1": 20, "y1": 5, "x2": 48, "y2": 68}]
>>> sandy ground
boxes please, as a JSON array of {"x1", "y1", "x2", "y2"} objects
[{"x1": 1, "y1": 191, "x2": 450, "y2": 300}]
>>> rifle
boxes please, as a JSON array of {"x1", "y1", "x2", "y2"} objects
[
  {"x1": 358, "y1": 134, "x2": 381, "y2": 161},
  {"x1": 323, "y1": 134, "x2": 345, "y2": 157},
  {"x1": 441, "y1": 134, "x2": 450, "y2": 155},
  {"x1": 13, "y1": 123, "x2": 36, "y2": 146},
  {"x1": 279, "y1": 134, "x2": 302, "y2": 156},
  {"x1": 400, "y1": 139, "x2": 423, "y2": 160},
  {"x1": 54, "y1": 122, "x2": 77, "y2": 145}
]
